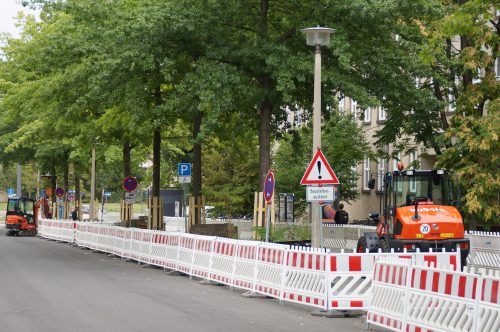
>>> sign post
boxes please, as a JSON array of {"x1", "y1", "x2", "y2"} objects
[
  {"x1": 55, "y1": 187, "x2": 65, "y2": 220},
  {"x1": 122, "y1": 176, "x2": 138, "y2": 227},
  {"x1": 178, "y1": 163, "x2": 191, "y2": 232},
  {"x1": 264, "y1": 170, "x2": 275, "y2": 242},
  {"x1": 300, "y1": 149, "x2": 339, "y2": 248}
]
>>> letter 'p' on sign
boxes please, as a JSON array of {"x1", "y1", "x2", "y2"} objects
[{"x1": 178, "y1": 163, "x2": 191, "y2": 177}]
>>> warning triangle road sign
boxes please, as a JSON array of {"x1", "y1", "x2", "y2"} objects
[{"x1": 300, "y1": 149, "x2": 340, "y2": 185}]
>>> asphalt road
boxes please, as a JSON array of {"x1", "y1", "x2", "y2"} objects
[{"x1": 0, "y1": 226, "x2": 381, "y2": 332}]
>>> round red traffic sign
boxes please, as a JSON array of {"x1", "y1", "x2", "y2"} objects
[
  {"x1": 122, "y1": 176, "x2": 138, "y2": 192},
  {"x1": 55, "y1": 187, "x2": 65, "y2": 197},
  {"x1": 264, "y1": 170, "x2": 275, "y2": 204}
]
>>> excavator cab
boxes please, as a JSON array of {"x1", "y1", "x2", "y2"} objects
[
  {"x1": 5, "y1": 197, "x2": 37, "y2": 236},
  {"x1": 357, "y1": 169, "x2": 469, "y2": 267}
]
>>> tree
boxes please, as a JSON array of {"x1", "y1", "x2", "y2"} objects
[{"x1": 431, "y1": 1, "x2": 500, "y2": 225}]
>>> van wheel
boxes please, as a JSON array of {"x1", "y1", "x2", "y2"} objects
[{"x1": 357, "y1": 236, "x2": 368, "y2": 253}]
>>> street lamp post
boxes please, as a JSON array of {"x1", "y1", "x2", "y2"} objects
[
  {"x1": 90, "y1": 142, "x2": 96, "y2": 220},
  {"x1": 302, "y1": 26, "x2": 335, "y2": 248}
]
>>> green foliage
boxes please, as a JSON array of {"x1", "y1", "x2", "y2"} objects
[
  {"x1": 253, "y1": 225, "x2": 311, "y2": 242},
  {"x1": 202, "y1": 129, "x2": 259, "y2": 216}
]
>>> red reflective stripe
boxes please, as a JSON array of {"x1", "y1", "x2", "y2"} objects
[
  {"x1": 492, "y1": 280, "x2": 499, "y2": 304},
  {"x1": 350, "y1": 301, "x2": 363, "y2": 307},
  {"x1": 471, "y1": 277, "x2": 477, "y2": 300},
  {"x1": 330, "y1": 256, "x2": 337, "y2": 271},
  {"x1": 420, "y1": 270, "x2": 427, "y2": 290},
  {"x1": 458, "y1": 276, "x2": 466, "y2": 297},
  {"x1": 349, "y1": 256, "x2": 361, "y2": 271},
  {"x1": 432, "y1": 271, "x2": 440, "y2": 292}
]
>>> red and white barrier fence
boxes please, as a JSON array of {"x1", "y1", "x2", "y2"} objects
[
  {"x1": 368, "y1": 257, "x2": 500, "y2": 332},
  {"x1": 38, "y1": 219, "x2": 461, "y2": 312}
]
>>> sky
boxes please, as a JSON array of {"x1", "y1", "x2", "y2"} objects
[{"x1": 0, "y1": 0, "x2": 34, "y2": 38}]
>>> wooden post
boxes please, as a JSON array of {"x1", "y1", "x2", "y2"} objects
[
  {"x1": 253, "y1": 192, "x2": 266, "y2": 240},
  {"x1": 52, "y1": 202, "x2": 58, "y2": 219},
  {"x1": 120, "y1": 200, "x2": 132, "y2": 225},
  {"x1": 150, "y1": 197, "x2": 163, "y2": 230},
  {"x1": 188, "y1": 195, "x2": 206, "y2": 228},
  {"x1": 63, "y1": 201, "x2": 69, "y2": 219}
]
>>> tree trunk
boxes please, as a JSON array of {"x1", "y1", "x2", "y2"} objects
[
  {"x1": 63, "y1": 153, "x2": 69, "y2": 195},
  {"x1": 192, "y1": 111, "x2": 203, "y2": 225},
  {"x1": 123, "y1": 141, "x2": 131, "y2": 177},
  {"x1": 152, "y1": 129, "x2": 161, "y2": 198},
  {"x1": 258, "y1": 91, "x2": 272, "y2": 191},
  {"x1": 192, "y1": 111, "x2": 202, "y2": 197},
  {"x1": 257, "y1": 0, "x2": 271, "y2": 191},
  {"x1": 461, "y1": 35, "x2": 473, "y2": 89},
  {"x1": 51, "y1": 165, "x2": 57, "y2": 203},
  {"x1": 74, "y1": 167, "x2": 80, "y2": 205}
]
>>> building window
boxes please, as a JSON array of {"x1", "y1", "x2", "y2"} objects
[
  {"x1": 378, "y1": 106, "x2": 386, "y2": 121},
  {"x1": 363, "y1": 156, "x2": 371, "y2": 190},
  {"x1": 377, "y1": 159, "x2": 386, "y2": 191},
  {"x1": 338, "y1": 96, "x2": 345, "y2": 113},
  {"x1": 350, "y1": 100, "x2": 358, "y2": 120},
  {"x1": 363, "y1": 107, "x2": 371, "y2": 124}
]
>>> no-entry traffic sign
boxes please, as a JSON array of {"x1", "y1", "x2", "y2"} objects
[
  {"x1": 264, "y1": 170, "x2": 275, "y2": 204},
  {"x1": 55, "y1": 187, "x2": 65, "y2": 197},
  {"x1": 122, "y1": 176, "x2": 138, "y2": 192}
]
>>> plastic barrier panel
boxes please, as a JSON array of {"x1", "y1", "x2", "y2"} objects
[
  {"x1": 191, "y1": 236, "x2": 215, "y2": 279},
  {"x1": 254, "y1": 244, "x2": 287, "y2": 298},
  {"x1": 176, "y1": 234, "x2": 197, "y2": 275},
  {"x1": 232, "y1": 240, "x2": 260, "y2": 291},
  {"x1": 210, "y1": 239, "x2": 238, "y2": 286},
  {"x1": 282, "y1": 247, "x2": 328, "y2": 309},
  {"x1": 367, "y1": 258, "x2": 410, "y2": 331}
]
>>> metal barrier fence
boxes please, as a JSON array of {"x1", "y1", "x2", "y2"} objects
[
  {"x1": 367, "y1": 257, "x2": 500, "y2": 332},
  {"x1": 466, "y1": 231, "x2": 500, "y2": 272},
  {"x1": 38, "y1": 219, "x2": 461, "y2": 312}
]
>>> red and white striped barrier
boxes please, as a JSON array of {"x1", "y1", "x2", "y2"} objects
[
  {"x1": 254, "y1": 244, "x2": 287, "y2": 298},
  {"x1": 210, "y1": 239, "x2": 238, "y2": 286},
  {"x1": 368, "y1": 258, "x2": 500, "y2": 332},
  {"x1": 327, "y1": 250, "x2": 461, "y2": 311},
  {"x1": 282, "y1": 247, "x2": 328, "y2": 309},
  {"x1": 37, "y1": 219, "x2": 464, "y2": 314}
]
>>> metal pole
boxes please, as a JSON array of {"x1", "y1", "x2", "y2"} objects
[
  {"x1": 184, "y1": 184, "x2": 188, "y2": 233},
  {"x1": 90, "y1": 143, "x2": 96, "y2": 220},
  {"x1": 265, "y1": 203, "x2": 271, "y2": 242},
  {"x1": 311, "y1": 45, "x2": 322, "y2": 248}
]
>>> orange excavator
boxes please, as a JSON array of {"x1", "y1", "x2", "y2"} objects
[
  {"x1": 5, "y1": 196, "x2": 52, "y2": 236},
  {"x1": 356, "y1": 168, "x2": 470, "y2": 267}
]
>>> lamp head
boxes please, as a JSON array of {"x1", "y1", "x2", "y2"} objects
[{"x1": 301, "y1": 26, "x2": 335, "y2": 46}]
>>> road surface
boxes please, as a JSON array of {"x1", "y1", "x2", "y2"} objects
[{"x1": 0, "y1": 226, "x2": 385, "y2": 332}]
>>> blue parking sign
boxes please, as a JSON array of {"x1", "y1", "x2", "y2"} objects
[{"x1": 178, "y1": 163, "x2": 191, "y2": 176}]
